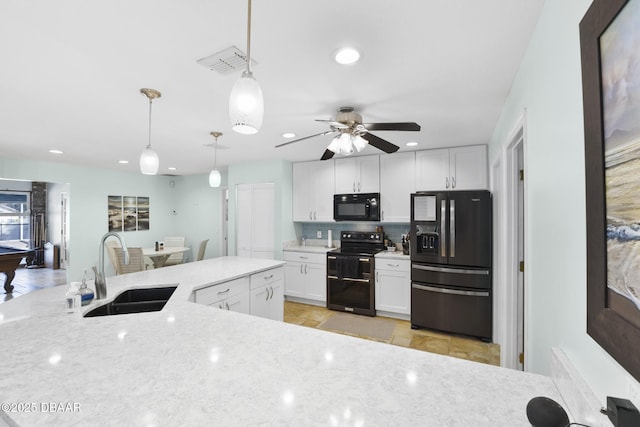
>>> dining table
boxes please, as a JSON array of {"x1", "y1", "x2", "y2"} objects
[{"x1": 142, "y1": 246, "x2": 191, "y2": 268}]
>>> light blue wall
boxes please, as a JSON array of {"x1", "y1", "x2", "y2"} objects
[
  {"x1": 489, "y1": 0, "x2": 638, "y2": 404},
  {"x1": 0, "y1": 156, "x2": 225, "y2": 281},
  {"x1": 227, "y1": 159, "x2": 296, "y2": 259}
]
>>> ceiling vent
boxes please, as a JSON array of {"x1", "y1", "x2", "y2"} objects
[{"x1": 197, "y1": 46, "x2": 258, "y2": 75}]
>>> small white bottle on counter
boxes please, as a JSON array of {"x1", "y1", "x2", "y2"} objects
[
  {"x1": 65, "y1": 283, "x2": 81, "y2": 314},
  {"x1": 327, "y1": 229, "x2": 333, "y2": 248}
]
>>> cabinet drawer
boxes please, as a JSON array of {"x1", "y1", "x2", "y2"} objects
[
  {"x1": 194, "y1": 277, "x2": 250, "y2": 306},
  {"x1": 283, "y1": 251, "x2": 326, "y2": 265},
  {"x1": 375, "y1": 259, "x2": 410, "y2": 272},
  {"x1": 250, "y1": 267, "x2": 284, "y2": 290}
]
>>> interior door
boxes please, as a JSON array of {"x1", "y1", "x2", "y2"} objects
[{"x1": 448, "y1": 191, "x2": 492, "y2": 268}]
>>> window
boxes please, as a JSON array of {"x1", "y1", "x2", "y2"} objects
[{"x1": 0, "y1": 191, "x2": 31, "y2": 243}]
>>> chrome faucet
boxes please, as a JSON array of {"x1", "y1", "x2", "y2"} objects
[{"x1": 93, "y1": 232, "x2": 129, "y2": 300}]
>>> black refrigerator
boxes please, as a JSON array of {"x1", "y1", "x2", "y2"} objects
[{"x1": 410, "y1": 191, "x2": 492, "y2": 341}]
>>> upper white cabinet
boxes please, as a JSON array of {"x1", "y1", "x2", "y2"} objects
[
  {"x1": 380, "y1": 152, "x2": 415, "y2": 222},
  {"x1": 293, "y1": 160, "x2": 335, "y2": 222},
  {"x1": 334, "y1": 155, "x2": 380, "y2": 194},
  {"x1": 415, "y1": 145, "x2": 487, "y2": 191}
]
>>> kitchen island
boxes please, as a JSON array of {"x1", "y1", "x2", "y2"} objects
[{"x1": 0, "y1": 256, "x2": 563, "y2": 426}]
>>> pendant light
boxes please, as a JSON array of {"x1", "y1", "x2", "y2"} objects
[
  {"x1": 139, "y1": 88, "x2": 161, "y2": 175},
  {"x1": 208, "y1": 132, "x2": 222, "y2": 187},
  {"x1": 229, "y1": 0, "x2": 263, "y2": 134}
]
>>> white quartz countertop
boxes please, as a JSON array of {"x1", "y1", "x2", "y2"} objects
[
  {"x1": 375, "y1": 250, "x2": 409, "y2": 260},
  {"x1": 283, "y1": 245, "x2": 335, "y2": 254},
  {"x1": 0, "y1": 256, "x2": 563, "y2": 426}
]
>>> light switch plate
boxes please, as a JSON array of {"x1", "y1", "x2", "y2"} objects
[{"x1": 316, "y1": 230, "x2": 322, "y2": 238}]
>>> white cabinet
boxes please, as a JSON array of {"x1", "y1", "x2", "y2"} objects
[
  {"x1": 380, "y1": 152, "x2": 415, "y2": 222},
  {"x1": 334, "y1": 155, "x2": 380, "y2": 194},
  {"x1": 415, "y1": 145, "x2": 487, "y2": 191},
  {"x1": 283, "y1": 251, "x2": 326, "y2": 303},
  {"x1": 250, "y1": 267, "x2": 284, "y2": 321},
  {"x1": 236, "y1": 183, "x2": 275, "y2": 259},
  {"x1": 194, "y1": 277, "x2": 251, "y2": 315},
  {"x1": 292, "y1": 160, "x2": 335, "y2": 222},
  {"x1": 375, "y1": 258, "x2": 410, "y2": 316}
]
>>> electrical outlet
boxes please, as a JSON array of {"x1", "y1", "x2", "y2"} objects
[
  {"x1": 629, "y1": 380, "x2": 640, "y2": 408},
  {"x1": 317, "y1": 230, "x2": 322, "y2": 238}
]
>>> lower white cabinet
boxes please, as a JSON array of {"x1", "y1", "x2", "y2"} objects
[
  {"x1": 283, "y1": 251, "x2": 326, "y2": 303},
  {"x1": 193, "y1": 266, "x2": 284, "y2": 321},
  {"x1": 250, "y1": 267, "x2": 284, "y2": 321},
  {"x1": 194, "y1": 277, "x2": 251, "y2": 315},
  {"x1": 375, "y1": 258, "x2": 410, "y2": 316}
]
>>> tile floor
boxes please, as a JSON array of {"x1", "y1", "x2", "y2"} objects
[
  {"x1": 1, "y1": 267, "x2": 501, "y2": 367},
  {"x1": 284, "y1": 300, "x2": 501, "y2": 366}
]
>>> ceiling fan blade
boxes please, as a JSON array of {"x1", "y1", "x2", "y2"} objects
[
  {"x1": 361, "y1": 132, "x2": 400, "y2": 154},
  {"x1": 315, "y1": 119, "x2": 349, "y2": 129},
  {"x1": 362, "y1": 122, "x2": 421, "y2": 132},
  {"x1": 275, "y1": 130, "x2": 336, "y2": 148},
  {"x1": 320, "y1": 149, "x2": 335, "y2": 160}
]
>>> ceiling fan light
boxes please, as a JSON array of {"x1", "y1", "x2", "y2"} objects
[
  {"x1": 139, "y1": 146, "x2": 159, "y2": 175},
  {"x1": 209, "y1": 169, "x2": 221, "y2": 187},
  {"x1": 353, "y1": 135, "x2": 368, "y2": 152},
  {"x1": 229, "y1": 71, "x2": 263, "y2": 135},
  {"x1": 337, "y1": 133, "x2": 354, "y2": 155},
  {"x1": 334, "y1": 47, "x2": 360, "y2": 65},
  {"x1": 327, "y1": 135, "x2": 342, "y2": 154}
]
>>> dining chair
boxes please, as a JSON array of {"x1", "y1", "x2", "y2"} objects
[
  {"x1": 196, "y1": 239, "x2": 209, "y2": 262},
  {"x1": 113, "y1": 247, "x2": 146, "y2": 275},
  {"x1": 163, "y1": 236, "x2": 186, "y2": 266}
]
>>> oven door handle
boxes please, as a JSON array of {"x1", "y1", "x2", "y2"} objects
[
  {"x1": 412, "y1": 283, "x2": 489, "y2": 297},
  {"x1": 412, "y1": 264, "x2": 489, "y2": 275},
  {"x1": 344, "y1": 278, "x2": 370, "y2": 283}
]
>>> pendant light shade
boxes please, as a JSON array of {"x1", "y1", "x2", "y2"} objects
[
  {"x1": 140, "y1": 147, "x2": 159, "y2": 175},
  {"x1": 209, "y1": 169, "x2": 222, "y2": 187},
  {"x1": 230, "y1": 0, "x2": 263, "y2": 134},
  {"x1": 229, "y1": 71, "x2": 263, "y2": 134},
  {"x1": 209, "y1": 131, "x2": 223, "y2": 188},
  {"x1": 139, "y1": 88, "x2": 161, "y2": 175}
]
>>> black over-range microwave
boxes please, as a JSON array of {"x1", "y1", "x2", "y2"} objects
[{"x1": 333, "y1": 193, "x2": 380, "y2": 221}]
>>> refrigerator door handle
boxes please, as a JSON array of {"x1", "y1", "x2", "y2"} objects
[
  {"x1": 412, "y1": 264, "x2": 490, "y2": 275},
  {"x1": 440, "y1": 199, "x2": 446, "y2": 257},
  {"x1": 450, "y1": 199, "x2": 456, "y2": 258},
  {"x1": 412, "y1": 283, "x2": 490, "y2": 297}
]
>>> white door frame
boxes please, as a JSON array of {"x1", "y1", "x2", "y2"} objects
[
  {"x1": 496, "y1": 110, "x2": 527, "y2": 370},
  {"x1": 220, "y1": 187, "x2": 228, "y2": 257}
]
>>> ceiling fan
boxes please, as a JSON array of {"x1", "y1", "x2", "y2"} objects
[{"x1": 275, "y1": 106, "x2": 421, "y2": 160}]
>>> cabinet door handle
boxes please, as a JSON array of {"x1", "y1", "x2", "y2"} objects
[
  {"x1": 304, "y1": 264, "x2": 308, "y2": 274},
  {"x1": 217, "y1": 288, "x2": 231, "y2": 295},
  {"x1": 264, "y1": 274, "x2": 273, "y2": 281},
  {"x1": 382, "y1": 211, "x2": 384, "y2": 221},
  {"x1": 387, "y1": 263, "x2": 400, "y2": 267},
  {"x1": 445, "y1": 177, "x2": 449, "y2": 189},
  {"x1": 314, "y1": 211, "x2": 316, "y2": 220},
  {"x1": 300, "y1": 256, "x2": 309, "y2": 260},
  {"x1": 265, "y1": 287, "x2": 270, "y2": 301},
  {"x1": 225, "y1": 302, "x2": 230, "y2": 310},
  {"x1": 358, "y1": 182, "x2": 361, "y2": 192},
  {"x1": 353, "y1": 182, "x2": 356, "y2": 192},
  {"x1": 376, "y1": 271, "x2": 379, "y2": 283},
  {"x1": 309, "y1": 211, "x2": 313, "y2": 220},
  {"x1": 300, "y1": 264, "x2": 303, "y2": 274},
  {"x1": 219, "y1": 303, "x2": 224, "y2": 309},
  {"x1": 269, "y1": 286, "x2": 274, "y2": 300},
  {"x1": 452, "y1": 176, "x2": 456, "y2": 189}
]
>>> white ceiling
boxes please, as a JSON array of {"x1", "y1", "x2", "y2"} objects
[{"x1": 0, "y1": 0, "x2": 544, "y2": 176}]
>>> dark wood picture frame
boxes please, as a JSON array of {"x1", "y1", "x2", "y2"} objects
[{"x1": 581, "y1": 0, "x2": 640, "y2": 381}]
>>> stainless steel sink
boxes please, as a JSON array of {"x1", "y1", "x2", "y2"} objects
[{"x1": 83, "y1": 285, "x2": 178, "y2": 317}]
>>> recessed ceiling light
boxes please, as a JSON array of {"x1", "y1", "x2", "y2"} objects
[
  {"x1": 118, "y1": 160, "x2": 129, "y2": 164},
  {"x1": 48, "y1": 149, "x2": 63, "y2": 154},
  {"x1": 406, "y1": 142, "x2": 419, "y2": 147},
  {"x1": 168, "y1": 167, "x2": 177, "y2": 171},
  {"x1": 282, "y1": 132, "x2": 296, "y2": 138},
  {"x1": 333, "y1": 47, "x2": 360, "y2": 65}
]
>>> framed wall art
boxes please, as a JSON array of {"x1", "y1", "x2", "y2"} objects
[{"x1": 581, "y1": 0, "x2": 640, "y2": 381}]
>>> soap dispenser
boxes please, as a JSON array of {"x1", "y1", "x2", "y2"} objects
[{"x1": 78, "y1": 269, "x2": 95, "y2": 306}]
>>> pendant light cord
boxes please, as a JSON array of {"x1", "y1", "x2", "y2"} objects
[
  {"x1": 213, "y1": 135, "x2": 218, "y2": 168},
  {"x1": 245, "y1": 0, "x2": 252, "y2": 74},
  {"x1": 147, "y1": 98, "x2": 153, "y2": 149}
]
